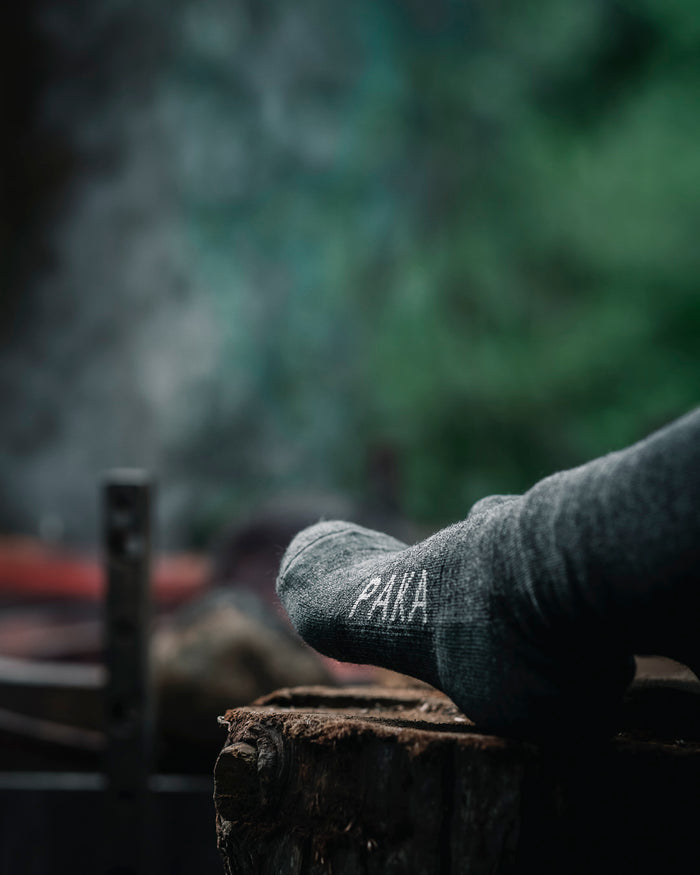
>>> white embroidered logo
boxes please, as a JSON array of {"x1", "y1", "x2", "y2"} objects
[{"x1": 349, "y1": 569, "x2": 428, "y2": 624}]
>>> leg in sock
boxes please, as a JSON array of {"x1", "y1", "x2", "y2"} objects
[{"x1": 277, "y1": 409, "x2": 700, "y2": 740}]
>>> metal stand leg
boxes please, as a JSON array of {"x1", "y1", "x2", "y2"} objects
[{"x1": 103, "y1": 470, "x2": 153, "y2": 875}]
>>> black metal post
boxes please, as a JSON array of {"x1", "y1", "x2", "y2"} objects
[{"x1": 103, "y1": 470, "x2": 153, "y2": 875}]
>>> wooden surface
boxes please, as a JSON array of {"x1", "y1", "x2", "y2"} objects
[{"x1": 214, "y1": 681, "x2": 700, "y2": 874}]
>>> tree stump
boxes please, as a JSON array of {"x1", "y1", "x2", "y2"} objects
[{"x1": 214, "y1": 682, "x2": 700, "y2": 874}]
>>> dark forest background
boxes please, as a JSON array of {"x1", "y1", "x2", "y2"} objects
[{"x1": 2, "y1": 0, "x2": 699, "y2": 548}]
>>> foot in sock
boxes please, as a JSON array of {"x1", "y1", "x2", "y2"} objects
[{"x1": 277, "y1": 409, "x2": 700, "y2": 740}]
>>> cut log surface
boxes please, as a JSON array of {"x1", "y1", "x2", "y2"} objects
[{"x1": 215, "y1": 683, "x2": 700, "y2": 875}]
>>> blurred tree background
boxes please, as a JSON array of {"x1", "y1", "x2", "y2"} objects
[{"x1": 1, "y1": 0, "x2": 699, "y2": 546}]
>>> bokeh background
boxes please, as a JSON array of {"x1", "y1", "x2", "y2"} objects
[{"x1": 3, "y1": 0, "x2": 700, "y2": 550}]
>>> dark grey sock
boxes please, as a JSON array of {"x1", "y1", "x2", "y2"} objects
[{"x1": 277, "y1": 409, "x2": 700, "y2": 739}]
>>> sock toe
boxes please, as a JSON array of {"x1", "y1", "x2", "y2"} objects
[
  {"x1": 278, "y1": 520, "x2": 359, "y2": 580},
  {"x1": 277, "y1": 520, "x2": 439, "y2": 679}
]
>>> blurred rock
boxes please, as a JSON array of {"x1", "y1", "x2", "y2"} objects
[{"x1": 153, "y1": 589, "x2": 333, "y2": 765}]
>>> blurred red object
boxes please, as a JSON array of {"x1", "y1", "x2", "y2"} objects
[{"x1": 0, "y1": 537, "x2": 209, "y2": 605}]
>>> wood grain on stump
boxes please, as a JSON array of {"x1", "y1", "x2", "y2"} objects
[{"x1": 214, "y1": 682, "x2": 700, "y2": 874}]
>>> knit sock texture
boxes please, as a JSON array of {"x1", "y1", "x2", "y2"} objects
[{"x1": 277, "y1": 408, "x2": 700, "y2": 739}]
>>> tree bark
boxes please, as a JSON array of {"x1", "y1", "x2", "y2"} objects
[{"x1": 214, "y1": 680, "x2": 700, "y2": 874}]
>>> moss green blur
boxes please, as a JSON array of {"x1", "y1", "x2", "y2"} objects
[{"x1": 176, "y1": 0, "x2": 700, "y2": 533}]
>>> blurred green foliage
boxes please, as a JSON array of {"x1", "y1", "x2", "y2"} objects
[{"x1": 174, "y1": 0, "x2": 700, "y2": 532}]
